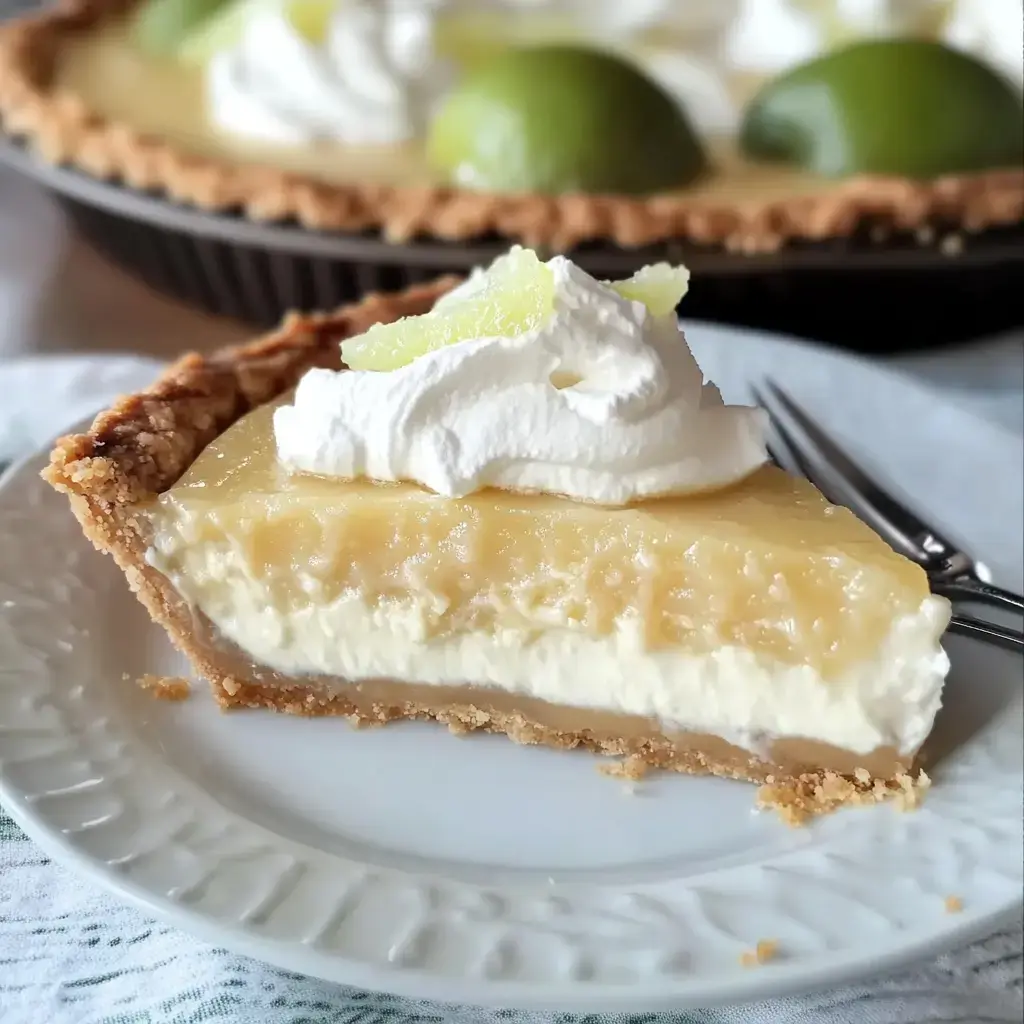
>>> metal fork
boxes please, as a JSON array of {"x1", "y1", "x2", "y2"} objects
[{"x1": 752, "y1": 381, "x2": 1024, "y2": 654}]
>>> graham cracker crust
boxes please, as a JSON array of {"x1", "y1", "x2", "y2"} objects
[
  {"x1": 205, "y1": 672, "x2": 924, "y2": 824},
  {"x1": 2, "y1": 0, "x2": 1021, "y2": 250},
  {"x1": 210, "y1": 675, "x2": 778, "y2": 783}
]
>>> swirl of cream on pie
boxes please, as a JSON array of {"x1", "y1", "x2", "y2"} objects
[
  {"x1": 273, "y1": 256, "x2": 768, "y2": 505},
  {"x1": 207, "y1": 0, "x2": 451, "y2": 145},
  {"x1": 725, "y1": 0, "x2": 1022, "y2": 80},
  {"x1": 945, "y1": 0, "x2": 1024, "y2": 86}
]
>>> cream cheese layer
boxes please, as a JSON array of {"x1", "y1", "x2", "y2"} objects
[{"x1": 148, "y1": 526, "x2": 952, "y2": 758}]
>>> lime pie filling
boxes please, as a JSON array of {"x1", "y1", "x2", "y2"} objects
[
  {"x1": 147, "y1": 441, "x2": 950, "y2": 761},
  {"x1": 144, "y1": 252, "x2": 951, "y2": 766}
]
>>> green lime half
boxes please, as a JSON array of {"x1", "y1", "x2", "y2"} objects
[
  {"x1": 740, "y1": 39, "x2": 1024, "y2": 179},
  {"x1": 427, "y1": 45, "x2": 708, "y2": 195},
  {"x1": 133, "y1": 0, "x2": 232, "y2": 57}
]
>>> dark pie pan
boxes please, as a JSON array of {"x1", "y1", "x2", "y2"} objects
[{"x1": 2, "y1": 136, "x2": 1022, "y2": 352}]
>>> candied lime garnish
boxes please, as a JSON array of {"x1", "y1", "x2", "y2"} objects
[
  {"x1": 343, "y1": 248, "x2": 554, "y2": 372},
  {"x1": 612, "y1": 262, "x2": 690, "y2": 318},
  {"x1": 341, "y1": 250, "x2": 689, "y2": 372}
]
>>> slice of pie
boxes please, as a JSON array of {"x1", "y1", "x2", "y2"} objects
[
  {"x1": 43, "y1": 251, "x2": 952, "y2": 802},
  {"x1": 1, "y1": 0, "x2": 1021, "y2": 252}
]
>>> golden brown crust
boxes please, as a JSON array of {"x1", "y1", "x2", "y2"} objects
[
  {"x1": 213, "y1": 677, "x2": 788, "y2": 783},
  {"x1": 42, "y1": 276, "x2": 457, "y2": 503},
  {"x1": 3, "y1": 0, "x2": 1022, "y2": 250}
]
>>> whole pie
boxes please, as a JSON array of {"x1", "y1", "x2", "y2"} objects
[
  {"x1": 1, "y1": 0, "x2": 1022, "y2": 252},
  {"x1": 43, "y1": 250, "x2": 952, "y2": 815}
]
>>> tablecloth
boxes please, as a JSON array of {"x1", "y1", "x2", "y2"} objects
[{"x1": 0, "y1": 165, "x2": 1022, "y2": 1024}]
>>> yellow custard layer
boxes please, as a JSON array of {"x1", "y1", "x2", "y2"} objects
[
  {"x1": 57, "y1": 22, "x2": 833, "y2": 200},
  {"x1": 148, "y1": 401, "x2": 930, "y2": 680}
]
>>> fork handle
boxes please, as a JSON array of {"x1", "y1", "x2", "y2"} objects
[{"x1": 932, "y1": 576, "x2": 1024, "y2": 615}]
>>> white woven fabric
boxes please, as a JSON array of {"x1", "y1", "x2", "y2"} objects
[{"x1": 0, "y1": 166, "x2": 1022, "y2": 1024}]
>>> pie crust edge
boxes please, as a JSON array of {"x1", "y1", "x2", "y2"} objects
[{"x1": 2, "y1": 0, "x2": 1022, "y2": 251}]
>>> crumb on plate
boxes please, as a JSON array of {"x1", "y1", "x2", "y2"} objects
[
  {"x1": 945, "y1": 895, "x2": 964, "y2": 914},
  {"x1": 598, "y1": 754, "x2": 650, "y2": 782},
  {"x1": 740, "y1": 939, "x2": 778, "y2": 967},
  {"x1": 136, "y1": 674, "x2": 191, "y2": 701}
]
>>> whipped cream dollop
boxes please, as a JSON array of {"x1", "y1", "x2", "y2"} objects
[
  {"x1": 207, "y1": 0, "x2": 450, "y2": 145},
  {"x1": 274, "y1": 257, "x2": 768, "y2": 505},
  {"x1": 724, "y1": 0, "x2": 822, "y2": 72},
  {"x1": 946, "y1": 0, "x2": 1024, "y2": 86},
  {"x1": 724, "y1": 0, "x2": 1024, "y2": 77},
  {"x1": 537, "y1": 0, "x2": 746, "y2": 135}
]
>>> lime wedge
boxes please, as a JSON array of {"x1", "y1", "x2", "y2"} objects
[
  {"x1": 341, "y1": 250, "x2": 689, "y2": 372},
  {"x1": 427, "y1": 45, "x2": 708, "y2": 195},
  {"x1": 741, "y1": 39, "x2": 1024, "y2": 178}
]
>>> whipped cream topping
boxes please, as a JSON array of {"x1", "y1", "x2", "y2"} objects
[
  {"x1": 946, "y1": 0, "x2": 1024, "y2": 86},
  {"x1": 640, "y1": 48, "x2": 742, "y2": 136},
  {"x1": 274, "y1": 256, "x2": 768, "y2": 505},
  {"x1": 540, "y1": 0, "x2": 747, "y2": 135},
  {"x1": 207, "y1": 1, "x2": 450, "y2": 145},
  {"x1": 725, "y1": 0, "x2": 1024, "y2": 75},
  {"x1": 724, "y1": 0, "x2": 822, "y2": 72}
]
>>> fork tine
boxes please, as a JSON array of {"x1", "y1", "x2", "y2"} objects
[
  {"x1": 751, "y1": 387, "x2": 814, "y2": 480},
  {"x1": 753, "y1": 381, "x2": 950, "y2": 563},
  {"x1": 752, "y1": 384, "x2": 839, "y2": 495},
  {"x1": 948, "y1": 614, "x2": 1024, "y2": 653}
]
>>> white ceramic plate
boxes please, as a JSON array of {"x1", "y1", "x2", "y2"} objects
[{"x1": 0, "y1": 328, "x2": 1021, "y2": 1013}]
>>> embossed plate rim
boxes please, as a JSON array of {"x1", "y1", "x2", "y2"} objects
[
  {"x1": 2, "y1": 783, "x2": 1020, "y2": 1013},
  {"x1": 1, "y1": 335, "x2": 1022, "y2": 1011}
]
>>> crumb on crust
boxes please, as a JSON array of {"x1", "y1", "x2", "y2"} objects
[
  {"x1": 757, "y1": 769, "x2": 931, "y2": 826},
  {"x1": 136, "y1": 674, "x2": 191, "y2": 701},
  {"x1": 740, "y1": 940, "x2": 779, "y2": 967}
]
